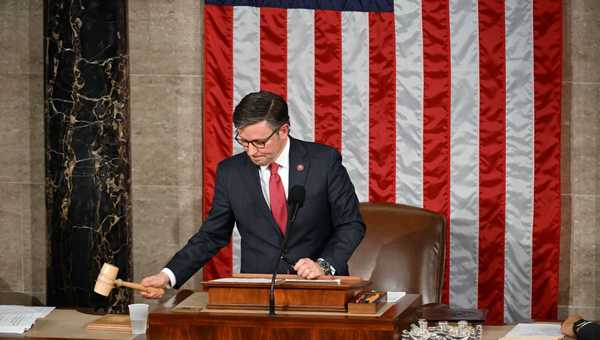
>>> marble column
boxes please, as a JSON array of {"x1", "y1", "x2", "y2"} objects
[
  {"x1": 45, "y1": 0, "x2": 131, "y2": 312},
  {"x1": 562, "y1": 0, "x2": 600, "y2": 319}
]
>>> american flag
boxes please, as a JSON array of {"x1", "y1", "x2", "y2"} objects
[{"x1": 201, "y1": 0, "x2": 561, "y2": 324}]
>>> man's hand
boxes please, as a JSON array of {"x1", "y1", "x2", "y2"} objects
[
  {"x1": 140, "y1": 272, "x2": 170, "y2": 299},
  {"x1": 293, "y1": 258, "x2": 324, "y2": 279},
  {"x1": 561, "y1": 314, "x2": 584, "y2": 338}
]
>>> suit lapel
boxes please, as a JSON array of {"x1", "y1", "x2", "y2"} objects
[
  {"x1": 288, "y1": 137, "x2": 310, "y2": 204},
  {"x1": 286, "y1": 138, "x2": 310, "y2": 248},
  {"x1": 242, "y1": 155, "x2": 272, "y2": 220}
]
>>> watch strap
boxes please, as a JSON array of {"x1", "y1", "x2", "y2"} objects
[
  {"x1": 317, "y1": 258, "x2": 336, "y2": 276},
  {"x1": 573, "y1": 319, "x2": 591, "y2": 336}
]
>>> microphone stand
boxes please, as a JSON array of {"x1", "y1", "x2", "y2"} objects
[{"x1": 268, "y1": 202, "x2": 301, "y2": 316}]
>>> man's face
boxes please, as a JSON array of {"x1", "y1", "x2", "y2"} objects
[{"x1": 236, "y1": 120, "x2": 289, "y2": 166}]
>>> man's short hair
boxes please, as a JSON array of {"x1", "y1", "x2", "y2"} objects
[{"x1": 233, "y1": 91, "x2": 289, "y2": 129}]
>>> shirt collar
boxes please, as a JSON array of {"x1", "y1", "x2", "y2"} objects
[{"x1": 261, "y1": 136, "x2": 290, "y2": 171}]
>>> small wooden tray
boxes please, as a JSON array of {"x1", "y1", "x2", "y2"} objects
[
  {"x1": 86, "y1": 314, "x2": 131, "y2": 333},
  {"x1": 347, "y1": 291, "x2": 387, "y2": 314}
]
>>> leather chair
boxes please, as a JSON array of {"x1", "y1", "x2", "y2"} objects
[{"x1": 348, "y1": 202, "x2": 445, "y2": 304}]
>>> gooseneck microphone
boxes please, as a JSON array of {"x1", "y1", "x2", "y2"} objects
[{"x1": 269, "y1": 185, "x2": 305, "y2": 316}]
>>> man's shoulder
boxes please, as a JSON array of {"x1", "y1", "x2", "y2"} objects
[
  {"x1": 217, "y1": 152, "x2": 249, "y2": 170},
  {"x1": 292, "y1": 137, "x2": 339, "y2": 158}
]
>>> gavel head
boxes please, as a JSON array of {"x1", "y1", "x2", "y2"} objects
[{"x1": 94, "y1": 263, "x2": 119, "y2": 296}]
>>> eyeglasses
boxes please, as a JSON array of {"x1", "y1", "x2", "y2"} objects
[{"x1": 234, "y1": 126, "x2": 281, "y2": 149}]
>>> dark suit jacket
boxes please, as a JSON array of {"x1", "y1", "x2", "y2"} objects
[
  {"x1": 579, "y1": 322, "x2": 600, "y2": 340},
  {"x1": 166, "y1": 137, "x2": 365, "y2": 288}
]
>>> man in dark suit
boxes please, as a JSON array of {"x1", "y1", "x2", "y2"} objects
[
  {"x1": 562, "y1": 315, "x2": 600, "y2": 340},
  {"x1": 141, "y1": 91, "x2": 365, "y2": 298}
]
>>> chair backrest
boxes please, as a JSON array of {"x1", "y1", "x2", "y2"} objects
[{"x1": 349, "y1": 202, "x2": 445, "y2": 304}]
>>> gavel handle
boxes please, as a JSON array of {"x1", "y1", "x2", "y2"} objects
[{"x1": 114, "y1": 279, "x2": 165, "y2": 295}]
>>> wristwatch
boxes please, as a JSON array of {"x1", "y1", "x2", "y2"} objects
[
  {"x1": 573, "y1": 318, "x2": 591, "y2": 336},
  {"x1": 317, "y1": 258, "x2": 336, "y2": 276}
]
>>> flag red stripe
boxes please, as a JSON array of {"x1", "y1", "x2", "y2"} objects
[
  {"x1": 368, "y1": 12, "x2": 396, "y2": 203},
  {"x1": 477, "y1": 0, "x2": 506, "y2": 325},
  {"x1": 202, "y1": 4, "x2": 234, "y2": 281},
  {"x1": 314, "y1": 10, "x2": 342, "y2": 150},
  {"x1": 421, "y1": 0, "x2": 452, "y2": 305},
  {"x1": 532, "y1": 0, "x2": 561, "y2": 320},
  {"x1": 260, "y1": 7, "x2": 287, "y2": 99}
]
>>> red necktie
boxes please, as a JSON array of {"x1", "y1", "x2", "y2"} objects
[{"x1": 269, "y1": 163, "x2": 287, "y2": 234}]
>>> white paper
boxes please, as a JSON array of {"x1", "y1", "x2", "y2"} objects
[
  {"x1": 210, "y1": 278, "x2": 342, "y2": 285},
  {"x1": 0, "y1": 306, "x2": 55, "y2": 318},
  {"x1": 504, "y1": 323, "x2": 562, "y2": 337},
  {"x1": 386, "y1": 291, "x2": 406, "y2": 303},
  {"x1": 210, "y1": 278, "x2": 273, "y2": 284},
  {"x1": 0, "y1": 306, "x2": 55, "y2": 334},
  {"x1": 283, "y1": 279, "x2": 341, "y2": 285}
]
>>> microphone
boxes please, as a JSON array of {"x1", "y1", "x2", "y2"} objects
[
  {"x1": 269, "y1": 185, "x2": 305, "y2": 315},
  {"x1": 287, "y1": 185, "x2": 305, "y2": 226}
]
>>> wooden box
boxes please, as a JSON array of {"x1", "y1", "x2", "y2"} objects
[
  {"x1": 86, "y1": 314, "x2": 131, "y2": 333},
  {"x1": 347, "y1": 291, "x2": 387, "y2": 314}
]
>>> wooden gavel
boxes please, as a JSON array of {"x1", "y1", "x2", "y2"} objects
[{"x1": 94, "y1": 263, "x2": 165, "y2": 297}]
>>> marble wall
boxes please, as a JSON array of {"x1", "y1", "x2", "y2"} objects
[
  {"x1": 128, "y1": 0, "x2": 204, "y2": 294},
  {"x1": 0, "y1": 1, "x2": 45, "y2": 305},
  {"x1": 45, "y1": 0, "x2": 132, "y2": 312},
  {"x1": 561, "y1": 0, "x2": 600, "y2": 320},
  {"x1": 0, "y1": 0, "x2": 598, "y2": 320}
]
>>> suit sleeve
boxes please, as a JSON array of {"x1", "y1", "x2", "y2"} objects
[
  {"x1": 318, "y1": 149, "x2": 366, "y2": 274},
  {"x1": 165, "y1": 162, "x2": 235, "y2": 288},
  {"x1": 579, "y1": 322, "x2": 600, "y2": 340}
]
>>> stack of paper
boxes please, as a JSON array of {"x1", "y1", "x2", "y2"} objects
[
  {"x1": 283, "y1": 279, "x2": 341, "y2": 285},
  {"x1": 500, "y1": 323, "x2": 563, "y2": 340},
  {"x1": 0, "y1": 305, "x2": 55, "y2": 334},
  {"x1": 211, "y1": 278, "x2": 272, "y2": 284},
  {"x1": 386, "y1": 292, "x2": 406, "y2": 303}
]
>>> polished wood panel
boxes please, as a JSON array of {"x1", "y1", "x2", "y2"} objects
[
  {"x1": 0, "y1": 304, "x2": 520, "y2": 340},
  {"x1": 205, "y1": 278, "x2": 369, "y2": 312},
  {"x1": 148, "y1": 290, "x2": 421, "y2": 340}
]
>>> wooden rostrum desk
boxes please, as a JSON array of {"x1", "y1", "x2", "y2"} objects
[{"x1": 148, "y1": 276, "x2": 422, "y2": 340}]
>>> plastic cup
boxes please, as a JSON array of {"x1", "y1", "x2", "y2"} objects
[{"x1": 128, "y1": 303, "x2": 149, "y2": 334}]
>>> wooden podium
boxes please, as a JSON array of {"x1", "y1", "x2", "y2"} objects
[
  {"x1": 148, "y1": 275, "x2": 422, "y2": 340},
  {"x1": 204, "y1": 274, "x2": 369, "y2": 312}
]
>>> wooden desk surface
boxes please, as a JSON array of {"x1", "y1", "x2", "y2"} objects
[
  {"x1": 0, "y1": 317, "x2": 516, "y2": 340},
  {"x1": 148, "y1": 290, "x2": 523, "y2": 340},
  {"x1": 483, "y1": 325, "x2": 514, "y2": 339},
  {"x1": 0, "y1": 292, "x2": 558, "y2": 340},
  {"x1": 0, "y1": 309, "x2": 144, "y2": 340}
]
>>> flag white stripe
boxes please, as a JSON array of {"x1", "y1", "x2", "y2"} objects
[
  {"x1": 287, "y1": 9, "x2": 315, "y2": 142},
  {"x1": 448, "y1": 0, "x2": 480, "y2": 310},
  {"x1": 394, "y1": 0, "x2": 424, "y2": 207},
  {"x1": 232, "y1": 6, "x2": 260, "y2": 273},
  {"x1": 233, "y1": 5, "x2": 260, "y2": 155},
  {"x1": 341, "y1": 11, "x2": 370, "y2": 202},
  {"x1": 504, "y1": 0, "x2": 534, "y2": 323}
]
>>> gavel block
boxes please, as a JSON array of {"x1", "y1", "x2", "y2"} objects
[{"x1": 94, "y1": 263, "x2": 165, "y2": 297}]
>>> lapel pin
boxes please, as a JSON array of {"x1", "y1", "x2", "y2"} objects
[{"x1": 296, "y1": 164, "x2": 305, "y2": 172}]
